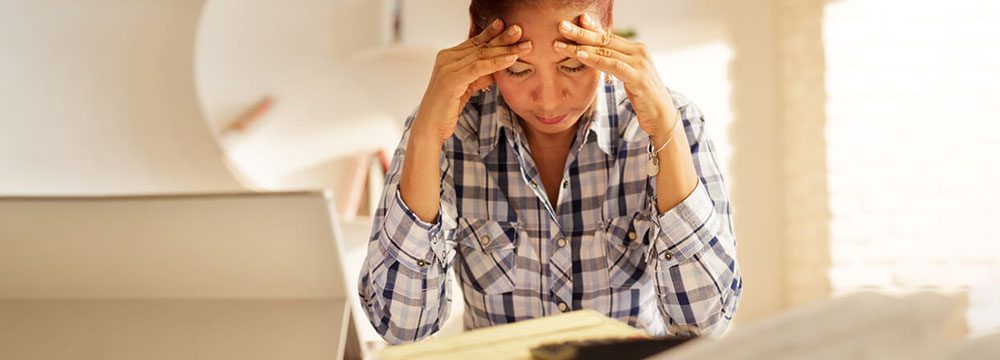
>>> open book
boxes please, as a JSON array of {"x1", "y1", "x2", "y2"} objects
[{"x1": 378, "y1": 310, "x2": 647, "y2": 360}]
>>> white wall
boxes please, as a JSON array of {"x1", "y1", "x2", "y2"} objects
[
  {"x1": 0, "y1": 0, "x2": 786, "y2": 328},
  {"x1": 0, "y1": 0, "x2": 242, "y2": 195},
  {"x1": 195, "y1": 0, "x2": 469, "y2": 189}
]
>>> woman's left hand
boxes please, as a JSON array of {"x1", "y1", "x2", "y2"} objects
[{"x1": 554, "y1": 13, "x2": 679, "y2": 144}]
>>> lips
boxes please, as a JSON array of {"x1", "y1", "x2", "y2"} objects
[{"x1": 535, "y1": 113, "x2": 567, "y2": 125}]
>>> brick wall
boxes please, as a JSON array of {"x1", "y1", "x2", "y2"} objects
[
  {"x1": 778, "y1": 0, "x2": 832, "y2": 307},
  {"x1": 823, "y1": 0, "x2": 1000, "y2": 334}
]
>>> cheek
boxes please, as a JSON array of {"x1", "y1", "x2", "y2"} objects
[
  {"x1": 494, "y1": 75, "x2": 530, "y2": 107},
  {"x1": 569, "y1": 71, "x2": 602, "y2": 105}
]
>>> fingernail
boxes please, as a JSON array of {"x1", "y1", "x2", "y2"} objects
[
  {"x1": 577, "y1": 51, "x2": 589, "y2": 59},
  {"x1": 519, "y1": 41, "x2": 532, "y2": 50},
  {"x1": 505, "y1": 55, "x2": 518, "y2": 62},
  {"x1": 553, "y1": 41, "x2": 567, "y2": 50},
  {"x1": 561, "y1": 21, "x2": 572, "y2": 32},
  {"x1": 507, "y1": 26, "x2": 518, "y2": 36},
  {"x1": 492, "y1": 19, "x2": 501, "y2": 29}
]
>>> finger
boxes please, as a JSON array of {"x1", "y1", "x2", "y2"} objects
[
  {"x1": 462, "y1": 18, "x2": 505, "y2": 49},
  {"x1": 468, "y1": 74, "x2": 495, "y2": 93},
  {"x1": 486, "y1": 24, "x2": 523, "y2": 47},
  {"x1": 558, "y1": 19, "x2": 636, "y2": 54},
  {"x1": 552, "y1": 40, "x2": 628, "y2": 63},
  {"x1": 578, "y1": 13, "x2": 604, "y2": 33},
  {"x1": 459, "y1": 87, "x2": 476, "y2": 109},
  {"x1": 458, "y1": 54, "x2": 520, "y2": 84},
  {"x1": 574, "y1": 49, "x2": 640, "y2": 83},
  {"x1": 459, "y1": 74, "x2": 496, "y2": 106},
  {"x1": 453, "y1": 40, "x2": 532, "y2": 69}
]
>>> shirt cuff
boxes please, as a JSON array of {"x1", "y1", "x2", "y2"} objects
[
  {"x1": 379, "y1": 187, "x2": 448, "y2": 271},
  {"x1": 652, "y1": 180, "x2": 720, "y2": 264}
]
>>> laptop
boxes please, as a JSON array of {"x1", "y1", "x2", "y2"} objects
[{"x1": 0, "y1": 191, "x2": 363, "y2": 360}]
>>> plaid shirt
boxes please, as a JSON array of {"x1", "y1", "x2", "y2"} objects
[{"x1": 359, "y1": 76, "x2": 742, "y2": 345}]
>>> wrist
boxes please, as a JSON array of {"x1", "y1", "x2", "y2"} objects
[
  {"x1": 649, "y1": 107, "x2": 681, "y2": 148},
  {"x1": 411, "y1": 114, "x2": 448, "y2": 148}
]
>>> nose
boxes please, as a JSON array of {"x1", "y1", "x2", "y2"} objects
[{"x1": 532, "y1": 70, "x2": 567, "y2": 112}]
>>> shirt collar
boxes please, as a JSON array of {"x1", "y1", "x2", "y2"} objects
[{"x1": 478, "y1": 73, "x2": 628, "y2": 159}]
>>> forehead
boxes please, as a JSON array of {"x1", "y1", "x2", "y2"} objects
[
  {"x1": 505, "y1": 4, "x2": 578, "y2": 40},
  {"x1": 503, "y1": 5, "x2": 582, "y2": 63}
]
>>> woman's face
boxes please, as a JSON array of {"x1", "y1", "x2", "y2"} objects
[{"x1": 494, "y1": 5, "x2": 603, "y2": 138}]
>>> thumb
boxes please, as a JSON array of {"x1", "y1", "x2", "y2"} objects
[
  {"x1": 468, "y1": 74, "x2": 496, "y2": 93},
  {"x1": 459, "y1": 74, "x2": 496, "y2": 108}
]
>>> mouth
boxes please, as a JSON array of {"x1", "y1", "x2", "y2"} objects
[{"x1": 535, "y1": 113, "x2": 568, "y2": 125}]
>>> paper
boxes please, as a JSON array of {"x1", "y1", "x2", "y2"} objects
[{"x1": 378, "y1": 310, "x2": 647, "y2": 360}]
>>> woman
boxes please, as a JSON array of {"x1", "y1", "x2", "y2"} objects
[{"x1": 359, "y1": 0, "x2": 741, "y2": 344}]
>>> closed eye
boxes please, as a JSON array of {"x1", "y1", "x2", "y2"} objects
[
  {"x1": 504, "y1": 64, "x2": 586, "y2": 78},
  {"x1": 561, "y1": 64, "x2": 587, "y2": 73},
  {"x1": 505, "y1": 68, "x2": 533, "y2": 78}
]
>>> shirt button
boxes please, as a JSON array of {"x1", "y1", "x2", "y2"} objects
[
  {"x1": 530, "y1": 181, "x2": 538, "y2": 189},
  {"x1": 480, "y1": 236, "x2": 490, "y2": 246},
  {"x1": 416, "y1": 259, "x2": 427, "y2": 267},
  {"x1": 561, "y1": 179, "x2": 569, "y2": 189},
  {"x1": 558, "y1": 302, "x2": 569, "y2": 312},
  {"x1": 663, "y1": 252, "x2": 673, "y2": 260},
  {"x1": 556, "y1": 237, "x2": 567, "y2": 248},
  {"x1": 628, "y1": 231, "x2": 637, "y2": 240}
]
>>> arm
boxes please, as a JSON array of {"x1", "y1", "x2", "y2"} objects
[
  {"x1": 551, "y1": 15, "x2": 741, "y2": 336},
  {"x1": 357, "y1": 112, "x2": 459, "y2": 344},
  {"x1": 648, "y1": 100, "x2": 742, "y2": 337},
  {"x1": 358, "y1": 19, "x2": 529, "y2": 344}
]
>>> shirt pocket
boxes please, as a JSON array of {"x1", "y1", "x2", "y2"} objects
[
  {"x1": 456, "y1": 218, "x2": 519, "y2": 295},
  {"x1": 602, "y1": 213, "x2": 653, "y2": 289}
]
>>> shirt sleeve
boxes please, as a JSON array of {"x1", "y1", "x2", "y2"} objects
[
  {"x1": 357, "y1": 110, "x2": 460, "y2": 345},
  {"x1": 648, "y1": 98, "x2": 743, "y2": 337}
]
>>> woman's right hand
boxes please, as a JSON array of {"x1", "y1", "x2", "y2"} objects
[{"x1": 412, "y1": 19, "x2": 532, "y2": 145}]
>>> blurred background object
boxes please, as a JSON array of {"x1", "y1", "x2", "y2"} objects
[{"x1": 1, "y1": 0, "x2": 997, "y2": 354}]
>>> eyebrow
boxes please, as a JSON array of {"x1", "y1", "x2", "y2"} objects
[{"x1": 516, "y1": 57, "x2": 573, "y2": 65}]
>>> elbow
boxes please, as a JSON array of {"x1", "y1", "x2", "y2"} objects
[
  {"x1": 667, "y1": 274, "x2": 742, "y2": 338},
  {"x1": 666, "y1": 308, "x2": 733, "y2": 338},
  {"x1": 357, "y1": 272, "x2": 450, "y2": 345},
  {"x1": 364, "y1": 297, "x2": 445, "y2": 345}
]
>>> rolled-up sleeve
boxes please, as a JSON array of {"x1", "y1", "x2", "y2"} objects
[
  {"x1": 357, "y1": 112, "x2": 459, "y2": 345},
  {"x1": 649, "y1": 100, "x2": 743, "y2": 337}
]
